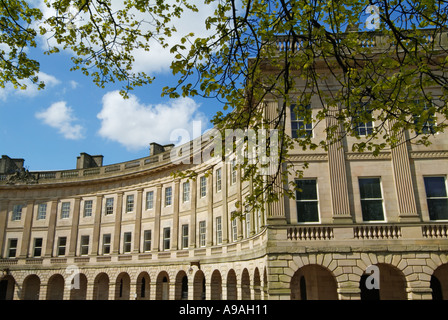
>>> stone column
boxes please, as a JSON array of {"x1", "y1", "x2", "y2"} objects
[
  {"x1": 130, "y1": 281, "x2": 137, "y2": 300},
  {"x1": 190, "y1": 179, "x2": 197, "y2": 248},
  {"x1": 222, "y1": 162, "x2": 229, "y2": 244},
  {"x1": 0, "y1": 200, "x2": 8, "y2": 258},
  {"x1": 266, "y1": 174, "x2": 287, "y2": 225},
  {"x1": 153, "y1": 185, "x2": 162, "y2": 251},
  {"x1": 326, "y1": 105, "x2": 352, "y2": 222},
  {"x1": 337, "y1": 285, "x2": 361, "y2": 300},
  {"x1": 19, "y1": 200, "x2": 34, "y2": 258},
  {"x1": 108, "y1": 282, "x2": 116, "y2": 300},
  {"x1": 169, "y1": 282, "x2": 176, "y2": 300},
  {"x1": 172, "y1": 180, "x2": 180, "y2": 250},
  {"x1": 205, "y1": 282, "x2": 212, "y2": 301},
  {"x1": 91, "y1": 195, "x2": 103, "y2": 255},
  {"x1": 133, "y1": 189, "x2": 143, "y2": 253},
  {"x1": 112, "y1": 192, "x2": 123, "y2": 254},
  {"x1": 207, "y1": 172, "x2": 214, "y2": 246},
  {"x1": 45, "y1": 200, "x2": 58, "y2": 257},
  {"x1": 406, "y1": 282, "x2": 433, "y2": 300},
  {"x1": 389, "y1": 126, "x2": 419, "y2": 221},
  {"x1": 236, "y1": 165, "x2": 243, "y2": 240},
  {"x1": 68, "y1": 197, "x2": 81, "y2": 256}
]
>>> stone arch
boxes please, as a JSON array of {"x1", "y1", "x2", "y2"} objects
[
  {"x1": 0, "y1": 275, "x2": 15, "y2": 300},
  {"x1": 46, "y1": 274, "x2": 65, "y2": 300},
  {"x1": 193, "y1": 269, "x2": 206, "y2": 300},
  {"x1": 175, "y1": 270, "x2": 188, "y2": 300},
  {"x1": 93, "y1": 272, "x2": 109, "y2": 300},
  {"x1": 136, "y1": 272, "x2": 151, "y2": 300},
  {"x1": 226, "y1": 269, "x2": 237, "y2": 300},
  {"x1": 290, "y1": 264, "x2": 338, "y2": 300},
  {"x1": 210, "y1": 269, "x2": 222, "y2": 300},
  {"x1": 360, "y1": 263, "x2": 407, "y2": 300},
  {"x1": 156, "y1": 271, "x2": 170, "y2": 300},
  {"x1": 241, "y1": 268, "x2": 251, "y2": 300},
  {"x1": 115, "y1": 272, "x2": 131, "y2": 300},
  {"x1": 69, "y1": 273, "x2": 88, "y2": 300},
  {"x1": 431, "y1": 263, "x2": 448, "y2": 300},
  {"x1": 22, "y1": 274, "x2": 41, "y2": 300}
]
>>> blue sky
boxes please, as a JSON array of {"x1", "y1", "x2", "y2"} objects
[{"x1": 0, "y1": 2, "x2": 222, "y2": 171}]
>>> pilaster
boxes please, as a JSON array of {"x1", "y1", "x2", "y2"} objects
[
  {"x1": 112, "y1": 192, "x2": 123, "y2": 254},
  {"x1": 389, "y1": 127, "x2": 420, "y2": 222},
  {"x1": 326, "y1": 105, "x2": 352, "y2": 222},
  {"x1": 68, "y1": 197, "x2": 81, "y2": 256},
  {"x1": 133, "y1": 189, "x2": 143, "y2": 253},
  {"x1": 19, "y1": 200, "x2": 34, "y2": 258}
]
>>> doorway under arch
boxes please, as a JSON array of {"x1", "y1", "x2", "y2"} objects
[{"x1": 290, "y1": 265, "x2": 338, "y2": 300}]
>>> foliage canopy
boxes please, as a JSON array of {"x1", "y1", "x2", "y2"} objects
[{"x1": 1, "y1": 0, "x2": 448, "y2": 215}]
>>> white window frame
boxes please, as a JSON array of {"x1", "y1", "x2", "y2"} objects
[
  {"x1": 123, "y1": 232, "x2": 132, "y2": 253},
  {"x1": 200, "y1": 176, "x2": 207, "y2": 198},
  {"x1": 146, "y1": 191, "x2": 154, "y2": 210},
  {"x1": 424, "y1": 176, "x2": 448, "y2": 221},
  {"x1": 80, "y1": 235, "x2": 89, "y2": 255},
  {"x1": 216, "y1": 168, "x2": 222, "y2": 192},
  {"x1": 182, "y1": 224, "x2": 189, "y2": 249},
  {"x1": 143, "y1": 230, "x2": 152, "y2": 252},
  {"x1": 126, "y1": 194, "x2": 134, "y2": 213},
  {"x1": 199, "y1": 220, "x2": 206, "y2": 247},
  {"x1": 83, "y1": 200, "x2": 93, "y2": 217},
  {"x1": 165, "y1": 187, "x2": 172, "y2": 207},
  {"x1": 12, "y1": 204, "x2": 23, "y2": 221},
  {"x1": 358, "y1": 177, "x2": 386, "y2": 222},
  {"x1": 216, "y1": 217, "x2": 222, "y2": 245},
  {"x1": 61, "y1": 202, "x2": 70, "y2": 219},
  {"x1": 183, "y1": 181, "x2": 190, "y2": 203},
  {"x1": 33, "y1": 238, "x2": 43, "y2": 257},
  {"x1": 105, "y1": 198, "x2": 114, "y2": 215}
]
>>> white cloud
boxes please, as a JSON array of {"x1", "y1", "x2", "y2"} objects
[
  {"x1": 69, "y1": 80, "x2": 79, "y2": 89},
  {"x1": 97, "y1": 90, "x2": 208, "y2": 151},
  {"x1": 1, "y1": 71, "x2": 60, "y2": 101},
  {"x1": 35, "y1": 101, "x2": 85, "y2": 140},
  {"x1": 36, "y1": 0, "x2": 217, "y2": 75},
  {"x1": 131, "y1": 2, "x2": 217, "y2": 74}
]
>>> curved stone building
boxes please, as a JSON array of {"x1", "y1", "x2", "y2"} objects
[{"x1": 1, "y1": 32, "x2": 448, "y2": 301}]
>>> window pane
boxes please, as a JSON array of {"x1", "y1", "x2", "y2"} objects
[
  {"x1": 123, "y1": 232, "x2": 132, "y2": 253},
  {"x1": 61, "y1": 202, "x2": 70, "y2": 219},
  {"x1": 163, "y1": 228, "x2": 170, "y2": 250},
  {"x1": 359, "y1": 178, "x2": 382, "y2": 199},
  {"x1": 146, "y1": 191, "x2": 153, "y2": 209},
  {"x1": 58, "y1": 237, "x2": 67, "y2": 256},
  {"x1": 84, "y1": 200, "x2": 92, "y2": 217},
  {"x1": 126, "y1": 195, "x2": 134, "y2": 212},
  {"x1": 33, "y1": 238, "x2": 42, "y2": 257},
  {"x1": 81, "y1": 236, "x2": 89, "y2": 255},
  {"x1": 106, "y1": 198, "x2": 114, "y2": 215},
  {"x1": 165, "y1": 187, "x2": 172, "y2": 206},
  {"x1": 427, "y1": 199, "x2": 448, "y2": 220},
  {"x1": 8, "y1": 239, "x2": 17, "y2": 258},
  {"x1": 424, "y1": 177, "x2": 447, "y2": 198},
  {"x1": 295, "y1": 180, "x2": 317, "y2": 200},
  {"x1": 103, "y1": 234, "x2": 111, "y2": 254},
  {"x1": 361, "y1": 200, "x2": 384, "y2": 221},
  {"x1": 144, "y1": 230, "x2": 152, "y2": 251},
  {"x1": 296, "y1": 202, "x2": 319, "y2": 223},
  {"x1": 38, "y1": 203, "x2": 47, "y2": 220},
  {"x1": 12, "y1": 205, "x2": 23, "y2": 221}
]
